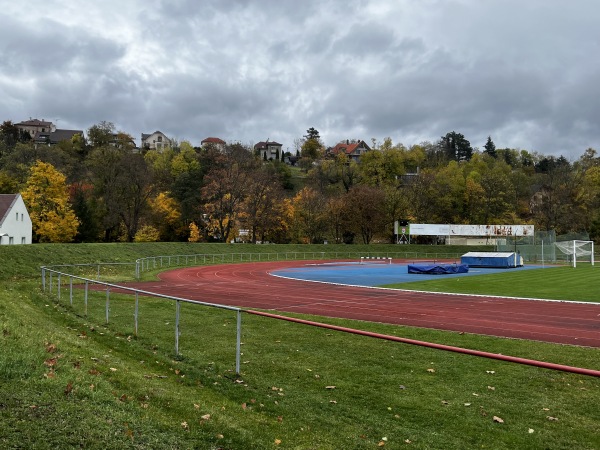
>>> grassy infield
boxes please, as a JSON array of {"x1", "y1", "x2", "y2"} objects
[{"x1": 0, "y1": 243, "x2": 599, "y2": 449}]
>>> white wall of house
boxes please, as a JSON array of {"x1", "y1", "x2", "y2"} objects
[
  {"x1": 142, "y1": 132, "x2": 171, "y2": 150},
  {"x1": 0, "y1": 195, "x2": 33, "y2": 245}
]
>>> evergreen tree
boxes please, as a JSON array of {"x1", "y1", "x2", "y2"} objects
[{"x1": 483, "y1": 136, "x2": 497, "y2": 158}]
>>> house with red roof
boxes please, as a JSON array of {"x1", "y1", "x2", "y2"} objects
[
  {"x1": 201, "y1": 137, "x2": 226, "y2": 152},
  {"x1": 327, "y1": 140, "x2": 371, "y2": 162},
  {"x1": 0, "y1": 194, "x2": 32, "y2": 245}
]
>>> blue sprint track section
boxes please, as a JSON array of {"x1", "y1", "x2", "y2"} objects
[{"x1": 271, "y1": 262, "x2": 549, "y2": 288}]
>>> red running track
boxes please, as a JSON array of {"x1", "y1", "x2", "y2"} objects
[{"x1": 123, "y1": 260, "x2": 600, "y2": 348}]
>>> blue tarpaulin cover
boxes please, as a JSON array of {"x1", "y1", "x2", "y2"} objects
[{"x1": 407, "y1": 264, "x2": 469, "y2": 274}]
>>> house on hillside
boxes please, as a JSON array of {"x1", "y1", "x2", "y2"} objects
[
  {"x1": 34, "y1": 129, "x2": 84, "y2": 146},
  {"x1": 141, "y1": 131, "x2": 171, "y2": 151},
  {"x1": 201, "y1": 137, "x2": 226, "y2": 152},
  {"x1": 15, "y1": 118, "x2": 55, "y2": 138},
  {"x1": 0, "y1": 194, "x2": 32, "y2": 245},
  {"x1": 327, "y1": 140, "x2": 371, "y2": 162},
  {"x1": 254, "y1": 140, "x2": 283, "y2": 162}
]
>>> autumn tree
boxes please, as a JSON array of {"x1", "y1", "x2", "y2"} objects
[
  {"x1": 240, "y1": 165, "x2": 288, "y2": 243},
  {"x1": 531, "y1": 160, "x2": 584, "y2": 233},
  {"x1": 87, "y1": 121, "x2": 116, "y2": 148},
  {"x1": 22, "y1": 161, "x2": 79, "y2": 242},
  {"x1": 201, "y1": 160, "x2": 250, "y2": 243},
  {"x1": 292, "y1": 187, "x2": 328, "y2": 243},
  {"x1": 440, "y1": 131, "x2": 473, "y2": 162},
  {"x1": 325, "y1": 195, "x2": 350, "y2": 244},
  {"x1": 344, "y1": 185, "x2": 387, "y2": 244},
  {"x1": 88, "y1": 146, "x2": 155, "y2": 241},
  {"x1": 299, "y1": 128, "x2": 324, "y2": 171}
]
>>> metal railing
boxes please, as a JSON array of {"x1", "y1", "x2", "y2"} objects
[
  {"x1": 41, "y1": 265, "x2": 243, "y2": 374},
  {"x1": 134, "y1": 251, "x2": 465, "y2": 278},
  {"x1": 40, "y1": 252, "x2": 600, "y2": 379}
]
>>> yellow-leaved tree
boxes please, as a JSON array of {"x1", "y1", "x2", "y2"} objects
[{"x1": 22, "y1": 161, "x2": 79, "y2": 242}]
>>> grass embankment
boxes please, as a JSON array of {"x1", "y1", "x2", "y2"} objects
[{"x1": 1, "y1": 243, "x2": 599, "y2": 449}]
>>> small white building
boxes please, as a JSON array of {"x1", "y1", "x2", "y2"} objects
[
  {"x1": 0, "y1": 194, "x2": 33, "y2": 245},
  {"x1": 141, "y1": 131, "x2": 171, "y2": 151}
]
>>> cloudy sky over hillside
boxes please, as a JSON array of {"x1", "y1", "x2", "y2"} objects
[{"x1": 1, "y1": 0, "x2": 598, "y2": 158}]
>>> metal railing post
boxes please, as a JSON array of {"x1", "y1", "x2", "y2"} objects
[
  {"x1": 175, "y1": 300, "x2": 181, "y2": 355},
  {"x1": 42, "y1": 267, "x2": 46, "y2": 291},
  {"x1": 105, "y1": 288, "x2": 110, "y2": 324},
  {"x1": 134, "y1": 292, "x2": 139, "y2": 336},
  {"x1": 236, "y1": 310, "x2": 242, "y2": 375},
  {"x1": 84, "y1": 280, "x2": 88, "y2": 317},
  {"x1": 69, "y1": 276, "x2": 73, "y2": 305},
  {"x1": 57, "y1": 273, "x2": 61, "y2": 301}
]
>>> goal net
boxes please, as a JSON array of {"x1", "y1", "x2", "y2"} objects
[{"x1": 554, "y1": 240, "x2": 595, "y2": 267}]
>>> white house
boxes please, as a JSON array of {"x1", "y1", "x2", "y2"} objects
[
  {"x1": 0, "y1": 194, "x2": 33, "y2": 245},
  {"x1": 141, "y1": 131, "x2": 171, "y2": 151},
  {"x1": 254, "y1": 140, "x2": 284, "y2": 161}
]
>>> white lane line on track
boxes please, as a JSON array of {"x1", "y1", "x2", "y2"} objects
[{"x1": 269, "y1": 273, "x2": 600, "y2": 306}]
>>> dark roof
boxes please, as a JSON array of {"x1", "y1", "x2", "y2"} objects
[
  {"x1": 0, "y1": 194, "x2": 19, "y2": 225},
  {"x1": 15, "y1": 119, "x2": 53, "y2": 127},
  {"x1": 34, "y1": 129, "x2": 83, "y2": 144},
  {"x1": 254, "y1": 141, "x2": 282, "y2": 149}
]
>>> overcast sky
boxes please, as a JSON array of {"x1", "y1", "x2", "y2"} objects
[{"x1": 1, "y1": 0, "x2": 599, "y2": 159}]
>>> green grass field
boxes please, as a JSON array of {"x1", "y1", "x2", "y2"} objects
[
  {"x1": 384, "y1": 264, "x2": 600, "y2": 302},
  {"x1": 1, "y1": 243, "x2": 599, "y2": 449}
]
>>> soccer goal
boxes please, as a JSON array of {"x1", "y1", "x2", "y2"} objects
[{"x1": 554, "y1": 240, "x2": 595, "y2": 267}]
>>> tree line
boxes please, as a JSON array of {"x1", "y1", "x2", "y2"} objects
[{"x1": 1, "y1": 121, "x2": 599, "y2": 244}]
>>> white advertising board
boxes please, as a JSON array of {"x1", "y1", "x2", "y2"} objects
[{"x1": 410, "y1": 224, "x2": 534, "y2": 237}]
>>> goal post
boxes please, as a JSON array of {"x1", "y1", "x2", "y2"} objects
[{"x1": 554, "y1": 240, "x2": 594, "y2": 267}]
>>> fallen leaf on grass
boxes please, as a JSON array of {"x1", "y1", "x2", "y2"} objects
[
  {"x1": 427, "y1": 368, "x2": 435, "y2": 373},
  {"x1": 181, "y1": 421, "x2": 188, "y2": 430},
  {"x1": 493, "y1": 416, "x2": 504, "y2": 423},
  {"x1": 487, "y1": 386, "x2": 496, "y2": 391},
  {"x1": 378, "y1": 441, "x2": 385, "y2": 447},
  {"x1": 64, "y1": 382, "x2": 73, "y2": 396},
  {"x1": 274, "y1": 439, "x2": 282, "y2": 445},
  {"x1": 201, "y1": 414, "x2": 211, "y2": 421},
  {"x1": 404, "y1": 439, "x2": 412, "y2": 444},
  {"x1": 45, "y1": 343, "x2": 57, "y2": 353},
  {"x1": 441, "y1": 400, "x2": 449, "y2": 405},
  {"x1": 325, "y1": 386, "x2": 336, "y2": 390},
  {"x1": 464, "y1": 403, "x2": 471, "y2": 407},
  {"x1": 110, "y1": 368, "x2": 117, "y2": 372},
  {"x1": 547, "y1": 416, "x2": 559, "y2": 421},
  {"x1": 528, "y1": 428, "x2": 535, "y2": 433},
  {"x1": 486, "y1": 370, "x2": 496, "y2": 374},
  {"x1": 44, "y1": 358, "x2": 57, "y2": 367}
]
